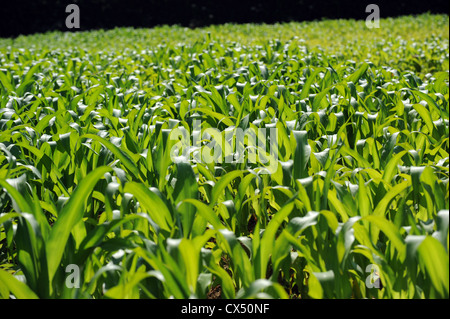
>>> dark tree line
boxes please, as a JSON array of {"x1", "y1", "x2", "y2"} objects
[{"x1": 1, "y1": 0, "x2": 448, "y2": 38}]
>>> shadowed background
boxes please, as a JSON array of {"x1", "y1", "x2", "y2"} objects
[{"x1": 0, "y1": 0, "x2": 449, "y2": 38}]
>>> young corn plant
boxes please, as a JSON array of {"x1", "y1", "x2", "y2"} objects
[{"x1": 0, "y1": 14, "x2": 449, "y2": 299}]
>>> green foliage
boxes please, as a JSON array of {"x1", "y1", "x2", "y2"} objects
[{"x1": 0, "y1": 14, "x2": 448, "y2": 299}]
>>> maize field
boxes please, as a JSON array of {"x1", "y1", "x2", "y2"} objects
[{"x1": 0, "y1": 14, "x2": 448, "y2": 299}]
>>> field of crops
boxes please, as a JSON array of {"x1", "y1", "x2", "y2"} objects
[{"x1": 0, "y1": 14, "x2": 448, "y2": 299}]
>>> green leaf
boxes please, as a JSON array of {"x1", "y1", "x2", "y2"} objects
[
  {"x1": 186, "y1": 107, "x2": 235, "y2": 126},
  {"x1": 236, "y1": 279, "x2": 288, "y2": 299},
  {"x1": 346, "y1": 62, "x2": 369, "y2": 84},
  {"x1": 363, "y1": 215, "x2": 406, "y2": 261},
  {"x1": 0, "y1": 71, "x2": 14, "y2": 93},
  {"x1": 292, "y1": 130, "x2": 310, "y2": 180},
  {"x1": 307, "y1": 271, "x2": 324, "y2": 299},
  {"x1": 179, "y1": 239, "x2": 200, "y2": 292},
  {"x1": 382, "y1": 150, "x2": 408, "y2": 183},
  {"x1": 173, "y1": 161, "x2": 199, "y2": 237},
  {"x1": 180, "y1": 199, "x2": 224, "y2": 231},
  {"x1": 124, "y1": 182, "x2": 174, "y2": 232},
  {"x1": 417, "y1": 236, "x2": 449, "y2": 298},
  {"x1": 82, "y1": 134, "x2": 140, "y2": 180},
  {"x1": 210, "y1": 170, "x2": 243, "y2": 207},
  {"x1": 0, "y1": 269, "x2": 39, "y2": 299},
  {"x1": 312, "y1": 87, "x2": 332, "y2": 111},
  {"x1": 299, "y1": 68, "x2": 323, "y2": 100},
  {"x1": 412, "y1": 103, "x2": 435, "y2": 134},
  {"x1": 433, "y1": 210, "x2": 449, "y2": 250},
  {"x1": 46, "y1": 166, "x2": 112, "y2": 283},
  {"x1": 373, "y1": 180, "x2": 410, "y2": 217},
  {"x1": 327, "y1": 189, "x2": 350, "y2": 222},
  {"x1": 17, "y1": 62, "x2": 45, "y2": 96},
  {"x1": 259, "y1": 201, "x2": 295, "y2": 278}
]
